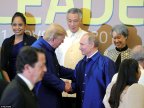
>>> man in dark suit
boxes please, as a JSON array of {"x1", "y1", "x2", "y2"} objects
[
  {"x1": 0, "y1": 79, "x2": 8, "y2": 98},
  {"x1": 0, "y1": 46, "x2": 47, "y2": 108}
]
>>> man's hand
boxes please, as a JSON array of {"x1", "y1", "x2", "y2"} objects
[{"x1": 64, "y1": 81, "x2": 72, "y2": 93}]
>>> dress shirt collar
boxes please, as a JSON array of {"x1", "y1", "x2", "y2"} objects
[
  {"x1": 87, "y1": 50, "x2": 98, "y2": 59},
  {"x1": 83, "y1": 50, "x2": 99, "y2": 62},
  {"x1": 67, "y1": 28, "x2": 82, "y2": 37},
  {"x1": 18, "y1": 74, "x2": 34, "y2": 91},
  {"x1": 91, "y1": 50, "x2": 101, "y2": 61}
]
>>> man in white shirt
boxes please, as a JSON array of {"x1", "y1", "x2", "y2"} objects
[{"x1": 56, "y1": 8, "x2": 87, "y2": 69}]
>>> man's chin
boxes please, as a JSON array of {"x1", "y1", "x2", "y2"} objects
[
  {"x1": 38, "y1": 78, "x2": 43, "y2": 82},
  {"x1": 71, "y1": 29, "x2": 77, "y2": 33},
  {"x1": 81, "y1": 53, "x2": 85, "y2": 55}
]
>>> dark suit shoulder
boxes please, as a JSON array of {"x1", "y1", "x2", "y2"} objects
[
  {"x1": 0, "y1": 79, "x2": 25, "y2": 107},
  {"x1": 1, "y1": 79, "x2": 22, "y2": 97},
  {"x1": 25, "y1": 34, "x2": 36, "y2": 40},
  {"x1": 0, "y1": 80, "x2": 8, "y2": 98},
  {"x1": 23, "y1": 34, "x2": 37, "y2": 45},
  {"x1": 2, "y1": 35, "x2": 15, "y2": 46}
]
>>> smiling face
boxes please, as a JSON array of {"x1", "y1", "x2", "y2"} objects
[
  {"x1": 67, "y1": 13, "x2": 81, "y2": 33},
  {"x1": 112, "y1": 31, "x2": 127, "y2": 49},
  {"x1": 11, "y1": 16, "x2": 26, "y2": 36},
  {"x1": 79, "y1": 34, "x2": 93, "y2": 57}
]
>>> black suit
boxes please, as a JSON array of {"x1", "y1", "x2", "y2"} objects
[
  {"x1": 0, "y1": 75, "x2": 38, "y2": 108},
  {"x1": 0, "y1": 79, "x2": 8, "y2": 98}
]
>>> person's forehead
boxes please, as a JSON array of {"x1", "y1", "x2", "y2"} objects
[
  {"x1": 13, "y1": 16, "x2": 24, "y2": 22},
  {"x1": 112, "y1": 31, "x2": 123, "y2": 38},
  {"x1": 67, "y1": 13, "x2": 80, "y2": 19},
  {"x1": 35, "y1": 54, "x2": 45, "y2": 64},
  {"x1": 56, "y1": 36, "x2": 65, "y2": 40},
  {"x1": 80, "y1": 35, "x2": 89, "y2": 42}
]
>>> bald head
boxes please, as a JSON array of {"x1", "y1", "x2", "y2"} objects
[
  {"x1": 82, "y1": 33, "x2": 99, "y2": 47},
  {"x1": 132, "y1": 45, "x2": 144, "y2": 61},
  {"x1": 80, "y1": 33, "x2": 99, "y2": 57}
]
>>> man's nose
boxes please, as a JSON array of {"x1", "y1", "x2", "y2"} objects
[
  {"x1": 115, "y1": 39, "x2": 119, "y2": 43},
  {"x1": 71, "y1": 21, "x2": 74, "y2": 26}
]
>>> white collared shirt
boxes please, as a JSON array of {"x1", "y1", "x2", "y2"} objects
[
  {"x1": 138, "y1": 65, "x2": 144, "y2": 86},
  {"x1": 87, "y1": 50, "x2": 98, "y2": 59},
  {"x1": 18, "y1": 74, "x2": 34, "y2": 91},
  {"x1": 55, "y1": 28, "x2": 87, "y2": 69}
]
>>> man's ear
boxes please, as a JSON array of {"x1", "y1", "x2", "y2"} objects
[
  {"x1": 23, "y1": 64, "x2": 31, "y2": 72},
  {"x1": 50, "y1": 37, "x2": 55, "y2": 42},
  {"x1": 90, "y1": 42, "x2": 95, "y2": 48}
]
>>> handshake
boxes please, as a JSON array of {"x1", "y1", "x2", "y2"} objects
[
  {"x1": 61, "y1": 78, "x2": 76, "y2": 97},
  {"x1": 61, "y1": 78, "x2": 72, "y2": 93},
  {"x1": 64, "y1": 80, "x2": 72, "y2": 93}
]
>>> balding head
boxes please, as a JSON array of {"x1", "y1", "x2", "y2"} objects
[
  {"x1": 80, "y1": 33, "x2": 99, "y2": 57},
  {"x1": 132, "y1": 45, "x2": 144, "y2": 62},
  {"x1": 83, "y1": 33, "x2": 99, "y2": 47}
]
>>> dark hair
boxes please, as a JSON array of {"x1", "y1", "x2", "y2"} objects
[
  {"x1": 16, "y1": 46, "x2": 45, "y2": 73},
  {"x1": 0, "y1": 49, "x2": 2, "y2": 72},
  {"x1": 132, "y1": 45, "x2": 144, "y2": 61},
  {"x1": 11, "y1": 12, "x2": 26, "y2": 24},
  {"x1": 0, "y1": 65, "x2": 2, "y2": 72},
  {"x1": 109, "y1": 59, "x2": 139, "y2": 108},
  {"x1": 0, "y1": 65, "x2": 1, "y2": 72}
]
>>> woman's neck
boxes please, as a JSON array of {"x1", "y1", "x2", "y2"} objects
[
  {"x1": 116, "y1": 45, "x2": 128, "y2": 52},
  {"x1": 14, "y1": 34, "x2": 23, "y2": 44}
]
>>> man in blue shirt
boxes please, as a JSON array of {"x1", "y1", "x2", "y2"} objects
[
  {"x1": 32, "y1": 23, "x2": 74, "y2": 108},
  {"x1": 74, "y1": 33, "x2": 116, "y2": 108}
]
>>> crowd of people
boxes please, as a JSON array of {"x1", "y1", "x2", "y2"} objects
[{"x1": 0, "y1": 8, "x2": 144, "y2": 108}]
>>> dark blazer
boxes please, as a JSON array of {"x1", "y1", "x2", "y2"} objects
[
  {"x1": 0, "y1": 75, "x2": 38, "y2": 108},
  {"x1": 32, "y1": 37, "x2": 74, "y2": 108},
  {"x1": 0, "y1": 79, "x2": 8, "y2": 98},
  {"x1": 0, "y1": 33, "x2": 36, "y2": 80}
]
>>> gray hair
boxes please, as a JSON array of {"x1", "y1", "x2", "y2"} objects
[
  {"x1": 86, "y1": 33, "x2": 99, "y2": 47},
  {"x1": 112, "y1": 24, "x2": 128, "y2": 38},
  {"x1": 132, "y1": 45, "x2": 144, "y2": 61},
  {"x1": 44, "y1": 23, "x2": 67, "y2": 41},
  {"x1": 67, "y1": 8, "x2": 82, "y2": 19}
]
